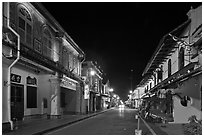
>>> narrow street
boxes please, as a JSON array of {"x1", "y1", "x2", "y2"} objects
[
  {"x1": 46, "y1": 107, "x2": 152, "y2": 135},
  {"x1": 2, "y1": 2, "x2": 201, "y2": 135}
]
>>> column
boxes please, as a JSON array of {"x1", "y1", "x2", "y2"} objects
[{"x1": 48, "y1": 73, "x2": 61, "y2": 119}]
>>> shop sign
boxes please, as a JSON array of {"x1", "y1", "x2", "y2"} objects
[
  {"x1": 11, "y1": 73, "x2": 21, "y2": 83},
  {"x1": 27, "y1": 76, "x2": 37, "y2": 85},
  {"x1": 61, "y1": 75, "x2": 77, "y2": 90},
  {"x1": 84, "y1": 85, "x2": 89, "y2": 99}
]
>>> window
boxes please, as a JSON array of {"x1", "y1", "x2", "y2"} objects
[
  {"x1": 18, "y1": 5, "x2": 32, "y2": 46},
  {"x1": 168, "y1": 59, "x2": 172, "y2": 77},
  {"x1": 27, "y1": 86, "x2": 37, "y2": 108},
  {"x1": 42, "y1": 28, "x2": 52, "y2": 59},
  {"x1": 179, "y1": 47, "x2": 185, "y2": 70},
  {"x1": 153, "y1": 73, "x2": 156, "y2": 86},
  {"x1": 34, "y1": 39, "x2": 42, "y2": 53},
  {"x1": 157, "y1": 71, "x2": 162, "y2": 83}
]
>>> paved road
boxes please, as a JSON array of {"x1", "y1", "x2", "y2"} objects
[{"x1": 46, "y1": 107, "x2": 152, "y2": 135}]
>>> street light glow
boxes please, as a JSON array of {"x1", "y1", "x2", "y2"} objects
[
  {"x1": 109, "y1": 88, "x2": 114, "y2": 92},
  {"x1": 90, "y1": 70, "x2": 95, "y2": 76},
  {"x1": 129, "y1": 90, "x2": 132, "y2": 94}
]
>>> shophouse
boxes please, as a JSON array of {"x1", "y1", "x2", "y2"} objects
[
  {"x1": 2, "y1": 2, "x2": 85, "y2": 131},
  {"x1": 131, "y1": 87, "x2": 145, "y2": 109},
  {"x1": 137, "y1": 5, "x2": 202, "y2": 123},
  {"x1": 101, "y1": 80, "x2": 111, "y2": 109},
  {"x1": 81, "y1": 61, "x2": 103, "y2": 113}
]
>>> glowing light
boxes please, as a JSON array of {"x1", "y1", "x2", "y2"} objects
[
  {"x1": 90, "y1": 70, "x2": 95, "y2": 76},
  {"x1": 109, "y1": 88, "x2": 114, "y2": 92}
]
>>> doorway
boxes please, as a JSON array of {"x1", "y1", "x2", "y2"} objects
[{"x1": 11, "y1": 83, "x2": 24, "y2": 121}]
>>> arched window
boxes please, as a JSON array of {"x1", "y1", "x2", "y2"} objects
[
  {"x1": 17, "y1": 5, "x2": 32, "y2": 47},
  {"x1": 168, "y1": 59, "x2": 172, "y2": 77},
  {"x1": 42, "y1": 28, "x2": 52, "y2": 59},
  {"x1": 153, "y1": 73, "x2": 156, "y2": 86},
  {"x1": 179, "y1": 47, "x2": 185, "y2": 70},
  {"x1": 157, "y1": 66, "x2": 163, "y2": 83}
]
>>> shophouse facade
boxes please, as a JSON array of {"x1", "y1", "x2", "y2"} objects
[
  {"x1": 81, "y1": 61, "x2": 103, "y2": 113},
  {"x1": 101, "y1": 80, "x2": 111, "y2": 109},
  {"x1": 136, "y1": 5, "x2": 202, "y2": 123},
  {"x1": 131, "y1": 87, "x2": 145, "y2": 108},
  {"x1": 2, "y1": 2, "x2": 85, "y2": 130}
]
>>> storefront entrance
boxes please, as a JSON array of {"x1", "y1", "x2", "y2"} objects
[{"x1": 11, "y1": 83, "x2": 24, "y2": 121}]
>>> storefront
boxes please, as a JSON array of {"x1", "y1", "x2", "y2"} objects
[{"x1": 60, "y1": 75, "x2": 80, "y2": 114}]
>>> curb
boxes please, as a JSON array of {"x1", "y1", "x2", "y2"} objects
[
  {"x1": 138, "y1": 114, "x2": 156, "y2": 135},
  {"x1": 33, "y1": 108, "x2": 112, "y2": 135}
]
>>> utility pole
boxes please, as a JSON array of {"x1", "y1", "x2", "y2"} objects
[{"x1": 131, "y1": 69, "x2": 133, "y2": 92}]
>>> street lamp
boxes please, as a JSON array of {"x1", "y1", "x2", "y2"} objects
[
  {"x1": 130, "y1": 69, "x2": 133, "y2": 92},
  {"x1": 90, "y1": 70, "x2": 96, "y2": 76},
  {"x1": 129, "y1": 90, "x2": 132, "y2": 94},
  {"x1": 88, "y1": 69, "x2": 96, "y2": 113},
  {"x1": 109, "y1": 88, "x2": 114, "y2": 92}
]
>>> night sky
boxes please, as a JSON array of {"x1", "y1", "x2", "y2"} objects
[{"x1": 41, "y1": 2, "x2": 201, "y2": 101}]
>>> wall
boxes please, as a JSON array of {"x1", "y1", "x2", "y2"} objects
[
  {"x1": 38, "y1": 74, "x2": 52, "y2": 115},
  {"x1": 2, "y1": 61, "x2": 10, "y2": 123},
  {"x1": 173, "y1": 96, "x2": 201, "y2": 123},
  {"x1": 11, "y1": 65, "x2": 52, "y2": 116}
]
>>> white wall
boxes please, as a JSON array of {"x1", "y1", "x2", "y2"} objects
[
  {"x1": 2, "y1": 62, "x2": 9, "y2": 123},
  {"x1": 11, "y1": 66, "x2": 39, "y2": 116},
  {"x1": 173, "y1": 96, "x2": 201, "y2": 123},
  {"x1": 10, "y1": 66, "x2": 52, "y2": 116}
]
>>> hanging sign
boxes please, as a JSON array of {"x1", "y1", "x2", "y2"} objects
[
  {"x1": 84, "y1": 85, "x2": 90, "y2": 99},
  {"x1": 11, "y1": 73, "x2": 21, "y2": 83}
]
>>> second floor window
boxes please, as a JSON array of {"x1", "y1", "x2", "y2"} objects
[
  {"x1": 157, "y1": 66, "x2": 163, "y2": 83},
  {"x1": 168, "y1": 59, "x2": 172, "y2": 77},
  {"x1": 179, "y1": 47, "x2": 185, "y2": 70},
  {"x1": 153, "y1": 73, "x2": 156, "y2": 86},
  {"x1": 18, "y1": 5, "x2": 32, "y2": 47},
  {"x1": 42, "y1": 28, "x2": 52, "y2": 59}
]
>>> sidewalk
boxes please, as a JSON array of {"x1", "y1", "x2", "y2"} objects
[
  {"x1": 143, "y1": 120, "x2": 185, "y2": 135},
  {"x1": 154, "y1": 123, "x2": 185, "y2": 135},
  {"x1": 3, "y1": 108, "x2": 112, "y2": 135},
  {"x1": 138, "y1": 114, "x2": 185, "y2": 135}
]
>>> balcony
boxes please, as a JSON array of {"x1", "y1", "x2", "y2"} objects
[{"x1": 149, "y1": 62, "x2": 201, "y2": 93}]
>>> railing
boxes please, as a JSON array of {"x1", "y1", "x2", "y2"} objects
[{"x1": 149, "y1": 62, "x2": 201, "y2": 93}]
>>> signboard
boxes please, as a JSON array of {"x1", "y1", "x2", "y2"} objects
[
  {"x1": 84, "y1": 85, "x2": 89, "y2": 99},
  {"x1": 27, "y1": 76, "x2": 37, "y2": 85},
  {"x1": 60, "y1": 75, "x2": 77, "y2": 90},
  {"x1": 11, "y1": 73, "x2": 21, "y2": 83}
]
